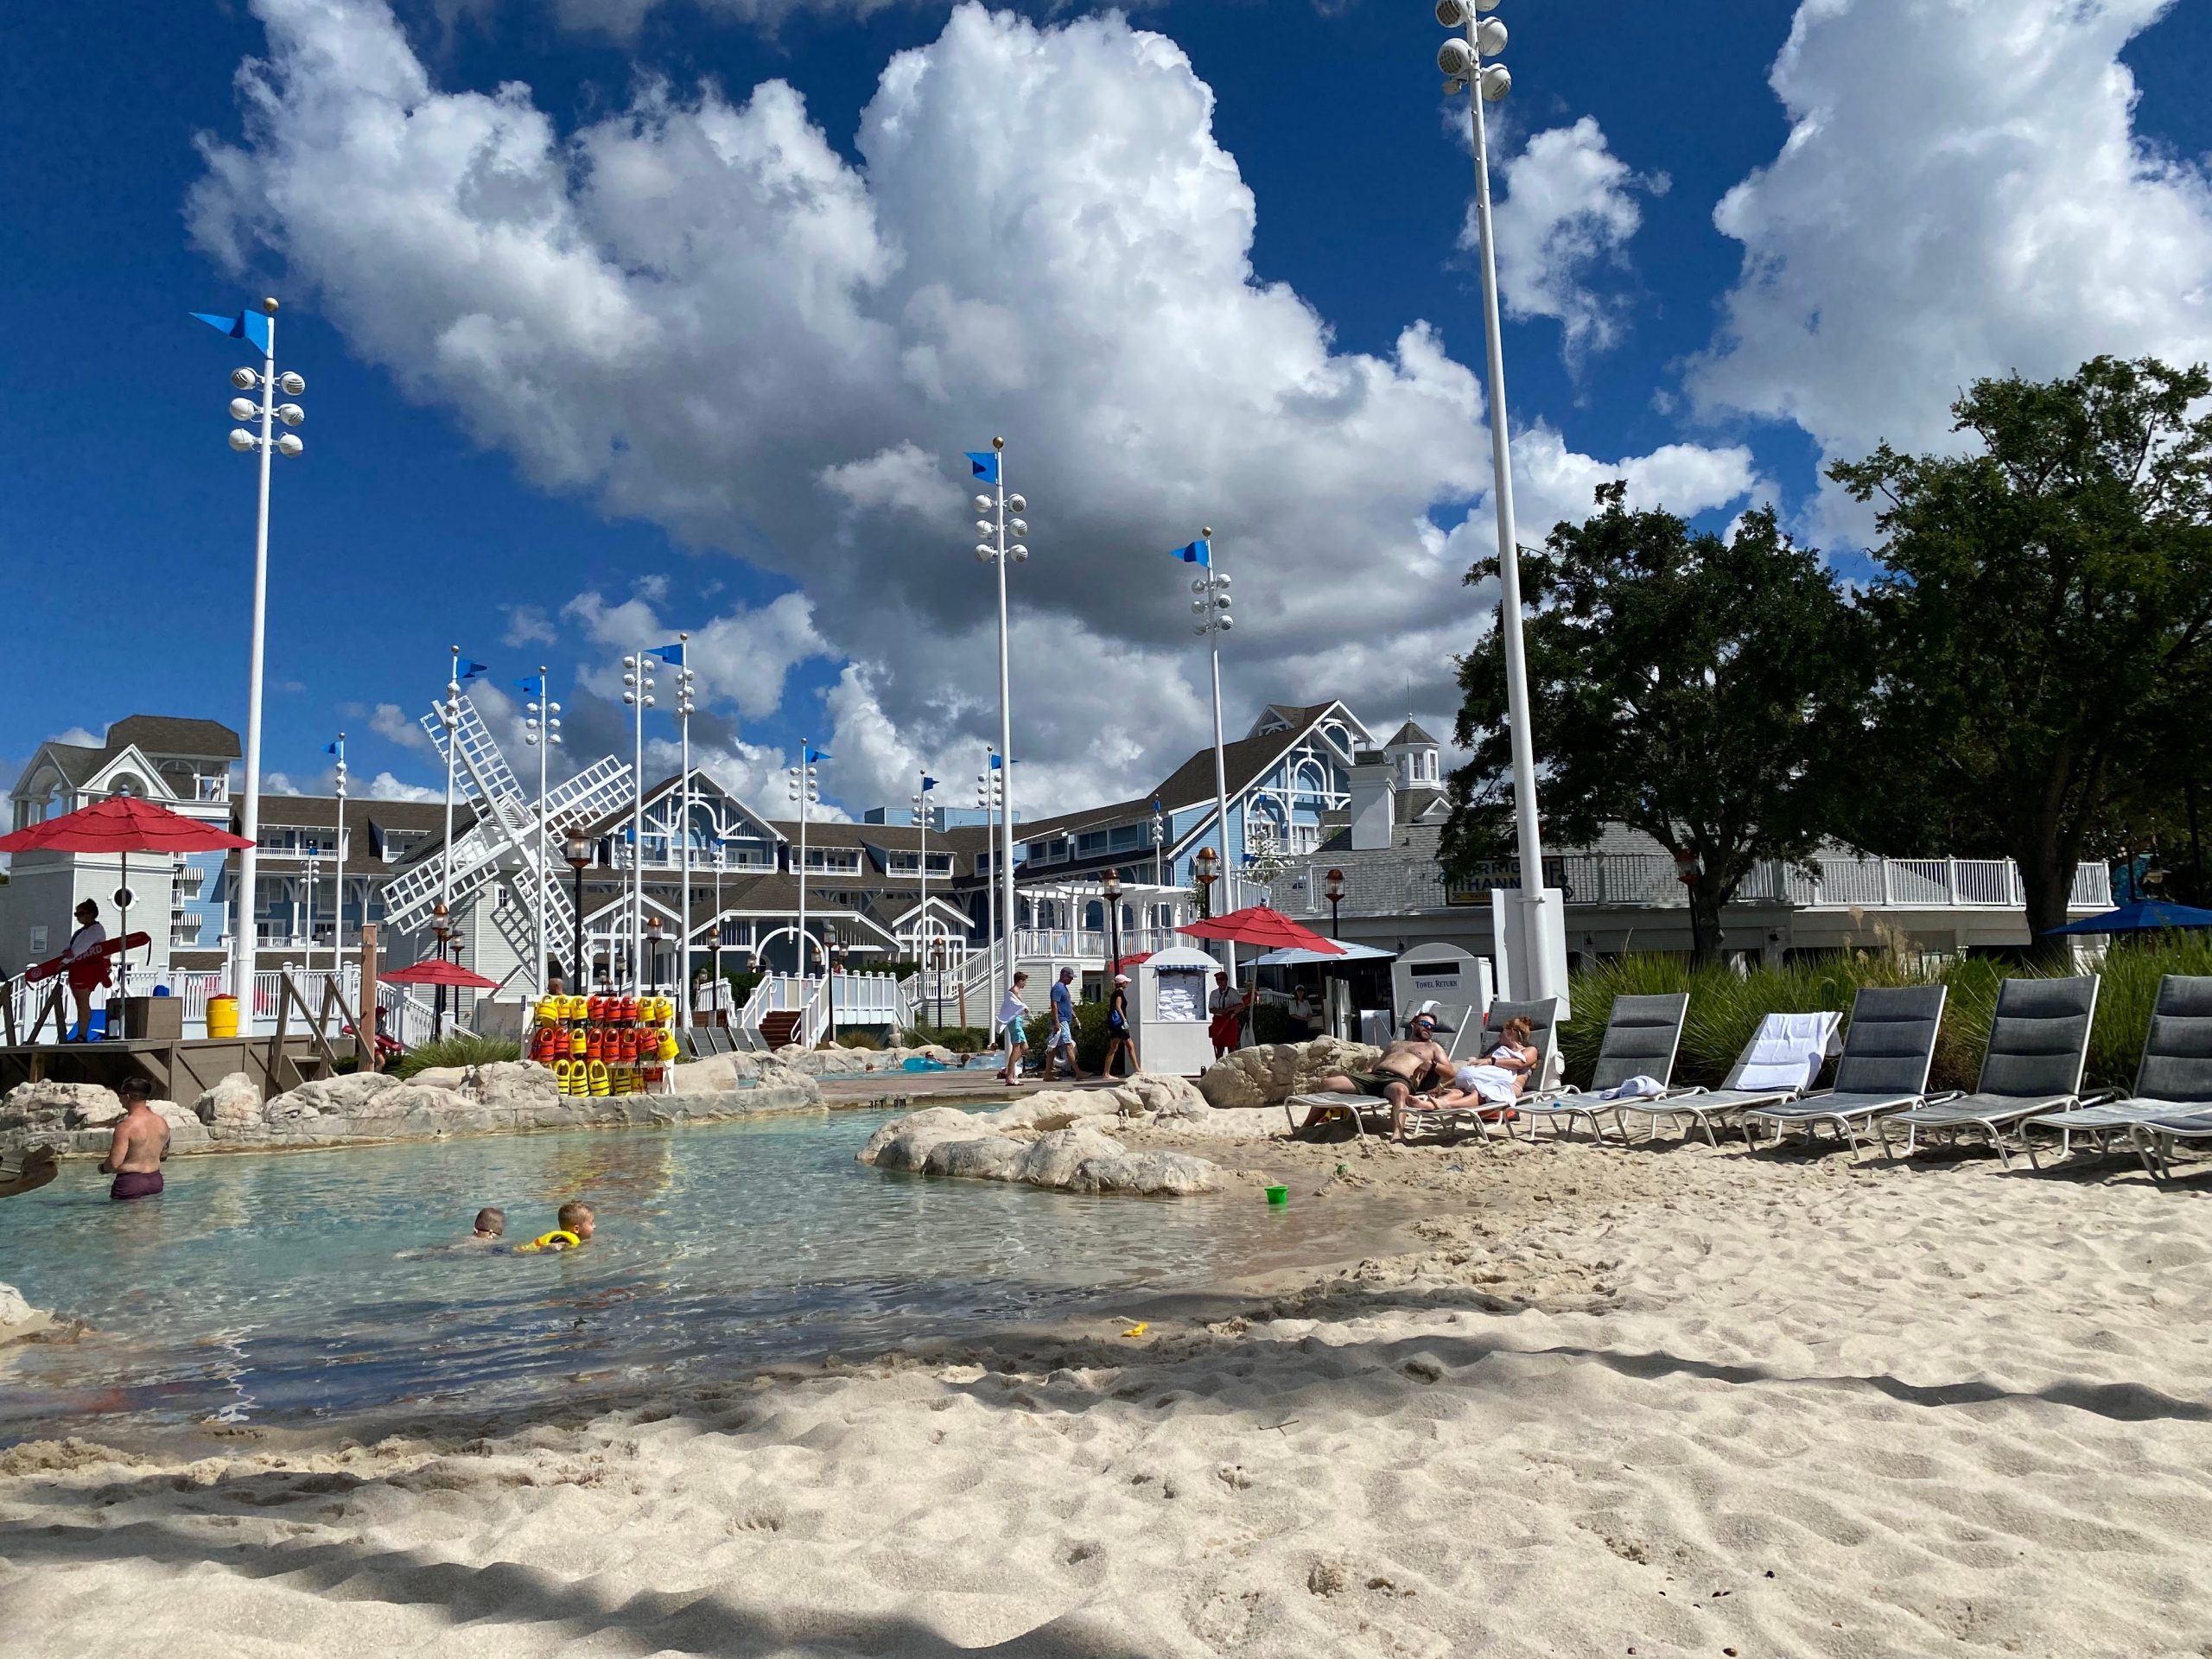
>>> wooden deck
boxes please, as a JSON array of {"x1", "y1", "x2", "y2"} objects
[{"x1": 0, "y1": 1034, "x2": 347, "y2": 1104}]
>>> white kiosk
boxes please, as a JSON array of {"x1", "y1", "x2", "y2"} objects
[
  {"x1": 1389, "y1": 943, "x2": 1495, "y2": 1054},
  {"x1": 1128, "y1": 944, "x2": 1222, "y2": 1077}
]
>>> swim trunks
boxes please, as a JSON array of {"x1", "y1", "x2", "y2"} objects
[
  {"x1": 110, "y1": 1170, "x2": 163, "y2": 1201},
  {"x1": 1349, "y1": 1071, "x2": 1408, "y2": 1098}
]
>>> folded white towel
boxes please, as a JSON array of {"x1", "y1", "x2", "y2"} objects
[{"x1": 1599, "y1": 1074, "x2": 1668, "y2": 1101}]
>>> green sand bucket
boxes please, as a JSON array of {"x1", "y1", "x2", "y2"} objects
[{"x1": 1265, "y1": 1185, "x2": 1288, "y2": 1206}]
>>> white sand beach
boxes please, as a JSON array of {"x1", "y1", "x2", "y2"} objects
[{"x1": 7, "y1": 1128, "x2": 2212, "y2": 1657}]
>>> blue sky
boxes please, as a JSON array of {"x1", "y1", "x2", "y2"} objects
[{"x1": 3, "y1": 0, "x2": 2208, "y2": 818}]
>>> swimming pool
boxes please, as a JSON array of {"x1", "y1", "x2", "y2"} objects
[{"x1": 0, "y1": 1109, "x2": 1349, "y2": 1444}]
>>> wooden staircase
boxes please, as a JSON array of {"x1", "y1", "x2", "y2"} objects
[{"x1": 760, "y1": 1010, "x2": 804, "y2": 1050}]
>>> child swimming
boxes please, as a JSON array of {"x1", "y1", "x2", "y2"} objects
[
  {"x1": 471, "y1": 1207, "x2": 506, "y2": 1241},
  {"x1": 515, "y1": 1200, "x2": 595, "y2": 1253}
]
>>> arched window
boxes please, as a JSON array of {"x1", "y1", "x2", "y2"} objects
[{"x1": 1084, "y1": 900, "x2": 1104, "y2": 931}]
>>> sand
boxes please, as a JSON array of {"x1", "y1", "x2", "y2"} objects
[{"x1": 7, "y1": 1122, "x2": 2212, "y2": 1656}]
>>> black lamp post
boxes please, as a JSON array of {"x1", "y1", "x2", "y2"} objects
[
  {"x1": 1325, "y1": 867, "x2": 1344, "y2": 938},
  {"x1": 1102, "y1": 867, "x2": 1122, "y2": 978},
  {"x1": 564, "y1": 831, "x2": 592, "y2": 993},
  {"x1": 429, "y1": 899, "x2": 452, "y2": 1039},
  {"x1": 1673, "y1": 845, "x2": 1705, "y2": 963},
  {"x1": 1194, "y1": 845, "x2": 1218, "y2": 920},
  {"x1": 646, "y1": 913, "x2": 664, "y2": 995}
]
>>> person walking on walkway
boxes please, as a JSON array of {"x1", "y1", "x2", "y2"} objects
[
  {"x1": 1103, "y1": 972, "x2": 1140, "y2": 1079},
  {"x1": 1043, "y1": 966, "x2": 1087, "y2": 1082},
  {"x1": 994, "y1": 971, "x2": 1030, "y2": 1085}
]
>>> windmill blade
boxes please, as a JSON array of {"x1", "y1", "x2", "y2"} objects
[
  {"x1": 420, "y1": 696, "x2": 526, "y2": 810},
  {"x1": 543, "y1": 754, "x2": 633, "y2": 832},
  {"x1": 382, "y1": 823, "x2": 503, "y2": 931}
]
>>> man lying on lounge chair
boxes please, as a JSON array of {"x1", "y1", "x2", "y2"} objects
[{"x1": 1312, "y1": 1011, "x2": 1456, "y2": 1140}]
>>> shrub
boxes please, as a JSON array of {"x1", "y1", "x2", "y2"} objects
[
  {"x1": 1249, "y1": 1001, "x2": 1302, "y2": 1047},
  {"x1": 835, "y1": 1028, "x2": 884, "y2": 1051},
  {"x1": 908, "y1": 1023, "x2": 989, "y2": 1054},
  {"x1": 391, "y1": 1033, "x2": 523, "y2": 1080},
  {"x1": 1022, "y1": 1002, "x2": 1115, "y2": 1073}
]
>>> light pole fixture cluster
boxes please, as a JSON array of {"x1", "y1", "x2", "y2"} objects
[
  {"x1": 523, "y1": 670, "x2": 563, "y2": 1000},
  {"x1": 204, "y1": 295, "x2": 307, "y2": 1011},
  {"x1": 967, "y1": 439, "x2": 1027, "y2": 1013},
  {"x1": 621, "y1": 649, "x2": 658, "y2": 988},
  {"x1": 1435, "y1": 0, "x2": 1555, "y2": 1005}
]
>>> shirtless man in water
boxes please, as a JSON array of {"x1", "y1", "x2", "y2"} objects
[
  {"x1": 99, "y1": 1074, "x2": 169, "y2": 1201},
  {"x1": 1314, "y1": 1010, "x2": 1457, "y2": 1141}
]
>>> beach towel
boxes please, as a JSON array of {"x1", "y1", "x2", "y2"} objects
[
  {"x1": 1452, "y1": 1063, "x2": 1522, "y2": 1106},
  {"x1": 1732, "y1": 1012, "x2": 1840, "y2": 1093},
  {"x1": 1599, "y1": 1074, "x2": 1668, "y2": 1101}
]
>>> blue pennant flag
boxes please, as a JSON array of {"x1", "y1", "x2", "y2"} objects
[
  {"x1": 192, "y1": 308, "x2": 273, "y2": 358},
  {"x1": 964, "y1": 449, "x2": 1000, "y2": 486},
  {"x1": 654, "y1": 642, "x2": 685, "y2": 666},
  {"x1": 515, "y1": 675, "x2": 543, "y2": 697},
  {"x1": 804, "y1": 745, "x2": 831, "y2": 764},
  {"x1": 1172, "y1": 537, "x2": 1211, "y2": 568},
  {"x1": 460, "y1": 660, "x2": 490, "y2": 682},
  {"x1": 920, "y1": 775, "x2": 938, "y2": 791},
  {"x1": 323, "y1": 741, "x2": 342, "y2": 757},
  {"x1": 988, "y1": 753, "x2": 1003, "y2": 771}
]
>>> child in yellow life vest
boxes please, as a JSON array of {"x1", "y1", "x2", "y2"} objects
[{"x1": 516, "y1": 1200, "x2": 596, "y2": 1253}]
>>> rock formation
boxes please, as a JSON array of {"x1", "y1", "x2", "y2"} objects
[{"x1": 1196, "y1": 1035, "x2": 1382, "y2": 1110}]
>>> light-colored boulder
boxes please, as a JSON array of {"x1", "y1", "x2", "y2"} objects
[
  {"x1": 154, "y1": 1103, "x2": 210, "y2": 1147},
  {"x1": 194, "y1": 1072, "x2": 261, "y2": 1128},
  {"x1": 857, "y1": 1106, "x2": 976, "y2": 1166},
  {"x1": 1015, "y1": 1126, "x2": 1128, "y2": 1187},
  {"x1": 1072, "y1": 1146, "x2": 1220, "y2": 1195},
  {"x1": 266, "y1": 1071, "x2": 404, "y2": 1121},
  {"x1": 856, "y1": 1107, "x2": 1221, "y2": 1195},
  {"x1": 2, "y1": 1080, "x2": 122, "y2": 1130},
  {"x1": 460, "y1": 1060, "x2": 560, "y2": 1110},
  {"x1": 1198, "y1": 1037, "x2": 1380, "y2": 1109},
  {"x1": 986, "y1": 1089, "x2": 1122, "y2": 1133},
  {"x1": 924, "y1": 1135, "x2": 1027, "y2": 1181},
  {"x1": 1113, "y1": 1071, "x2": 1208, "y2": 1117},
  {"x1": 405, "y1": 1065, "x2": 470, "y2": 1091},
  {"x1": 0, "y1": 1281, "x2": 52, "y2": 1344}
]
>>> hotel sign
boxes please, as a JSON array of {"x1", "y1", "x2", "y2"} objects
[{"x1": 1444, "y1": 858, "x2": 1573, "y2": 906}]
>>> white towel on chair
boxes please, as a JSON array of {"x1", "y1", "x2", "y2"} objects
[
  {"x1": 1599, "y1": 1074, "x2": 1667, "y2": 1101},
  {"x1": 1452, "y1": 1064, "x2": 1522, "y2": 1106},
  {"x1": 1732, "y1": 1012, "x2": 1840, "y2": 1093}
]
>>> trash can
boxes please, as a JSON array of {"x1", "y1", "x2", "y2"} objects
[{"x1": 206, "y1": 994, "x2": 240, "y2": 1039}]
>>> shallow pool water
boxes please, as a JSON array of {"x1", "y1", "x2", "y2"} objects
[{"x1": 0, "y1": 1111, "x2": 1346, "y2": 1444}]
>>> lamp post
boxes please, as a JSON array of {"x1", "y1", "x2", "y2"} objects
[
  {"x1": 430, "y1": 899, "x2": 453, "y2": 1039},
  {"x1": 212, "y1": 296, "x2": 306, "y2": 1012},
  {"x1": 437, "y1": 647, "x2": 461, "y2": 975},
  {"x1": 1673, "y1": 845, "x2": 1705, "y2": 963},
  {"x1": 966, "y1": 438, "x2": 1027, "y2": 1013},
  {"x1": 522, "y1": 669, "x2": 561, "y2": 1001},
  {"x1": 1184, "y1": 529, "x2": 1237, "y2": 976},
  {"x1": 564, "y1": 831, "x2": 594, "y2": 990},
  {"x1": 827, "y1": 925, "x2": 844, "y2": 1045},
  {"x1": 330, "y1": 734, "x2": 347, "y2": 985},
  {"x1": 620, "y1": 650, "x2": 658, "y2": 991},
  {"x1": 1103, "y1": 867, "x2": 1123, "y2": 978},
  {"x1": 711, "y1": 840, "x2": 729, "y2": 1021},
  {"x1": 1194, "y1": 846, "x2": 1219, "y2": 921},
  {"x1": 664, "y1": 634, "x2": 695, "y2": 1027},
  {"x1": 646, "y1": 914, "x2": 663, "y2": 996},
  {"x1": 1325, "y1": 867, "x2": 1345, "y2": 938},
  {"x1": 787, "y1": 744, "x2": 822, "y2": 980},
  {"x1": 1437, "y1": 0, "x2": 1554, "y2": 1004},
  {"x1": 912, "y1": 772, "x2": 937, "y2": 989},
  {"x1": 978, "y1": 747, "x2": 1004, "y2": 1001},
  {"x1": 930, "y1": 936, "x2": 947, "y2": 1029}
]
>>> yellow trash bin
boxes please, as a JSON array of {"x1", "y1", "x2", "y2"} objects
[{"x1": 206, "y1": 994, "x2": 240, "y2": 1039}]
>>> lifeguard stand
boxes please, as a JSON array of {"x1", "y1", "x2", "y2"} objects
[{"x1": 1128, "y1": 944, "x2": 1221, "y2": 1077}]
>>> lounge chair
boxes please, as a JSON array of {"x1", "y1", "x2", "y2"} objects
[
  {"x1": 1874, "y1": 975, "x2": 2100, "y2": 1166},
  {"x1": 1285, "y1": 997, "x2": 1557, "y2": 1141},
  {"x1": 1742, "y1": 984, "x2": 1948, "y2": 1159},
  {"x1": 1611, "y1": 1010, "x2": 1841, "y2": 1147},
  {"x1": 2023, "y1": 976, "x2": 2212, "y2": 1167},
  {"x1": 1414, "y1": 997, "x2": 1561, "y2": 1147},
  {"x1": 1506, "y1": 993, "x2": 1689, "y2": 1144}
]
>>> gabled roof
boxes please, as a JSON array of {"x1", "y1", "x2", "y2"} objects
[
  {"x1": 29, "y1": 742, "x2": 106, "y2": 791},
  {"x1": 1385, "y1": 720, "x2": 1438, "y2": 748},
  {"x1": 580, "y1": 771, "x2": 788, "y2": 844},
  {"x1": 104, "y1": 716, "x2": 241, "y2": 761}
]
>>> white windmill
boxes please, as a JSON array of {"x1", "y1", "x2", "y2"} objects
[{"x1": 380, "y1": 695, "x2": 633, "y2": 986}]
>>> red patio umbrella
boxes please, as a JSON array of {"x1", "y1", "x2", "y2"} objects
[
  {"x1": 379, "y1": 958, "x2": 501, "y2": 990},
  {"x1": 1176, "y1": 904, "x2": 1344, "y2": 956},
  {"x1": 0, "y1": 797, "x2": 254, "y2": 986}
]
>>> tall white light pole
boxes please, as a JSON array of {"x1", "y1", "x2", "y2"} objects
[
  {"x1": 1183, "y1": 529, "x2": 1238, "y2": 977},
  {"x1": 328, "y1": 733, "x2": 346, "y2": 983},
  {"x1": 522, "y1": 670, "x2": 561, "y2": 1000},
  {"x1": 787, "y1": 747, "x2": 821, "y2": 979},
  {"x1": 978, "y1": 748, "x2": 1004, "y2": 1001},
  {"x1": 912, "y1": 772, "x2": 937, "y2": 1014},
  {"x1": 207, "y1": 295, "x2": 304, "y2": 1010},
  {"x1": 621, "y1": 650, "x2": 658, "y2": 989},
  {"x1": 665, "y1": 635, "x2": 696, "y2": 1020},
  {"x1": 967, "y1": 440, "x2": 1027, "y2": 1000},
  {"x1": 1439, "y1": 0, "x2": 1554, "y2": 1002},
  {"x1": 438, "y1": 646, "x2": 461, "y2": 960}
]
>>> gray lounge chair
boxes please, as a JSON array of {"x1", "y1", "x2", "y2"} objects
[
  {"x1": 1875, "y1": 975, "x2": 2100, "y2": 1166},
  {"x1": 2024, "y1": 976, "x2": 2212, "y2": 1166},
  {"x1": 1742, "y1": 984, "x2": 1948, "y2": 1159},
  {"x1": 1507, "y1": 993, "x2": 1690, "y2": 1144},
  {"x1": 1421, "y1": 997, "x2": 1563, "y2": 1146},
  {"x1": 1611, "y1": 1010, "x2": 1842, "y2": 1147}
]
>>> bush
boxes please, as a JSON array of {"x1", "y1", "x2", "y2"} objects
[
  {"x1": 908, "y1": 1024, "x2": 989, "y2": 1054},
  {"x1": 1249, "y1": 1001, "x2": 1302, "y2": 1047},
  {"x1": 1561, "y1": 939, "x2": 2212, "y2": 1095},
  {"x1": 833, "y1": 1028, "x2": 883, "y2": 1051},
  {"x1": 391, "y1": 1033, "x2": 523, "y2": 1080},
  {"x1": 1022, "y1": 1001, "x2": 1116, "y2": 1074}
]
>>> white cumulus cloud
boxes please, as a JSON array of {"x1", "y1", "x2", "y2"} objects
[{"x1": 1483, "y1": 117, "x2": 1664, "y2": 362}]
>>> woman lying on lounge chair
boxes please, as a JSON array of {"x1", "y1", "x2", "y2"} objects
[{"x1": 1408, "y1": 1018, "x2": 1539, "y2": 1124}]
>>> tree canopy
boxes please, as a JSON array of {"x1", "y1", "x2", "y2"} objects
[
  {"x1": 1832, "y1": 355, "x2": 2212, "y2": 947},
  {"x1": 1442, "y1": 481, "x2": 1869, "y2": 962}
]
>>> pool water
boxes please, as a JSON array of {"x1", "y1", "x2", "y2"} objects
[{"x1": 0, "y1": 1110, "x2": 1337, "y2": 1444}]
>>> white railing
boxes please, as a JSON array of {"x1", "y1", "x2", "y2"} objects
[
  {"x1": 1008, "y1": 925, "x2": 1183, "y2": 963},
  {"x1": 1287, "y1": 852, "x2": 2113, "y2": 919},
  {"x1": 2, "y1": 962, "x2": 461, "y2": 1046}
]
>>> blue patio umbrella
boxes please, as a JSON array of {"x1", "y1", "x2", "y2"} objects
[{"x1": 2045, "y1": 899, "x2": 2212, "y2": 935}]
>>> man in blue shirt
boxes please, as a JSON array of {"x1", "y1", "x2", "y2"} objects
[{"x1": 1043, "y1": 965, "x2": 1087, "y2": 1082}]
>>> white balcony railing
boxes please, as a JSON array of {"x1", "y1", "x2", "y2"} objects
[{"x1": 1282, "y1": 852, "x2": 2114, "y2": 921}]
